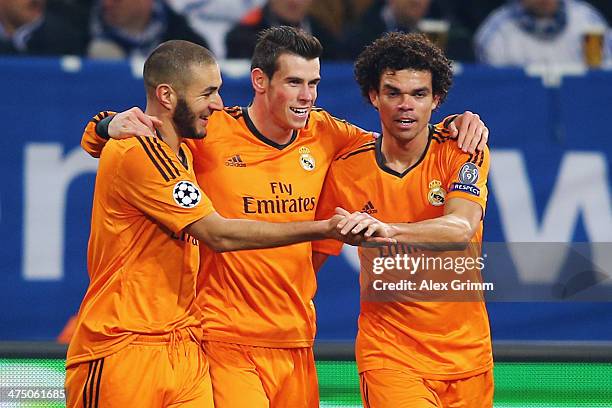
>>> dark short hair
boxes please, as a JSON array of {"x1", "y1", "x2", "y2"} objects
[
  {"x1": 354, "y1": 32, "x2": 453, "y2": 106},
  {"x1": 251, "y1": 26, "x2": 322, "y2": 79},
  {"x1": 143, "y1": 40, "x2": 216, "y2": 94}
]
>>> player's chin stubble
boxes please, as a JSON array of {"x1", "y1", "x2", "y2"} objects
[{"x1": 173, "y1": 97, "x2": 205, "y2": 139}]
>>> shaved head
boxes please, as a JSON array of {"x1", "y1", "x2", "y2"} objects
[{"x1": 143, "y1": 40, "x2": 216, "y2": 96}]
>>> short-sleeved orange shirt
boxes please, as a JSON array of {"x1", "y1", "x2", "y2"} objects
[
  {"x1": 67, "y1": 122, "x2": 214, "y2": 367},
  {"x1": 82, "y1": 107, "x2": 375, "y2": 348},
  {"x1": 314, "y1": 124, "x2": 493, "y2": 380},
  {"x1": 188, "y1": 107, "x2": 375, "y2": 347},
  {"x1": 81, "y1": 108, "x2": 459, "y2": 349}
]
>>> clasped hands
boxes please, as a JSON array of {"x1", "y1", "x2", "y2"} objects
[{"x1": 327, "y1": 207, "x2": 396, "y2": 246}]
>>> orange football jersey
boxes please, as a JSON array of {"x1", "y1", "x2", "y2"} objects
[
  {"x1": 314, "y1": 125, "x2": 493, "y2": 379},
  {"x1": 188, "y1": 107, "x2": 374, "y2": 347},
  {"x1": 81, "y1": 107, "x2": 375, "y2": 347},
  {"x1": 67, "y1": 121, "x2": 214, "y2": 367},
  {"x1": 81, "y1": 108, "x2": 461, "y2": 349}
]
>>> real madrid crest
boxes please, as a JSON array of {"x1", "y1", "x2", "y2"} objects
[
  {"x1": 299, "y1": 146, "x2": 316, "y2": 171},
  {"x1": 427, "y1": 179, "x2": 446, "y2": 206}
]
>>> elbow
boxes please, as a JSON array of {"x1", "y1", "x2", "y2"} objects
[
  {"x1": 203, "y1": 236, "x2": 232, "y2": 253},
  {"x1": 81, "y1": 141, "x2": 101, "y2": 158},
  {"x1": 202, "y1": 232, "x2": 239, "y2": 253},
  {"x1": 211, "y1": 244, "x2": 233, "y2": 253}
]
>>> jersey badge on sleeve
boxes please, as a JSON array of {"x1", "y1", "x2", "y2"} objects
[
  {"x1": 459, "y1": 162, "x2": 479, "y2": 185},
  {"x1": 299, "y1": 146, "x2": 316, "y2": 171},
  {"x1": 173, "y1": 180, "x2": 202, "y2": 208},
  {"x1": 427, "y1": 179, "x2": 446, "y2": 207}
]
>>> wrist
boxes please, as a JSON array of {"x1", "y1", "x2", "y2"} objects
[
  {"x1": 387, "y1": 224, "x2": 405, "y2": 241},
  {"x1": 95, "y1": 116, "x2": 113, "y2": 140},
  {"x1": 319, "y1": 219, "x2": 336, "y2": 239}
]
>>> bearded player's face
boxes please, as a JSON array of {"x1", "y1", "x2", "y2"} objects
[{"x1": 173, "y1": 63, "x2": 223, "y2": 139}]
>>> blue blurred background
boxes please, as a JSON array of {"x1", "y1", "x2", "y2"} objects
[{"x1": 0, "y1": 58, "x2": 610, "y2": 342}]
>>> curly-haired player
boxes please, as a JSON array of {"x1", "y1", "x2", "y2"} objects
[{"x1": 314, "y1": 32, "x2": 494, "y2": 407}]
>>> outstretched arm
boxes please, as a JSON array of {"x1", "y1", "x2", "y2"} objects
[
  {"x1": 337, "y1": 198, "x2": 482, "y2": 251},
  {"x1": 186, "y1": 209, "x2": 394, "y2": 253},
  {"x1": 185, "y1": 212, "x2": 339, "y2": 252}
]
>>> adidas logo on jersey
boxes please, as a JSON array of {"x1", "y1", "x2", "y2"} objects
[
  {"x1": 361, "y1": 201, "x2": 378, "y2": 214},
  {"x1": 225, "y1": 155, "x2": 246, "y2": 167}
]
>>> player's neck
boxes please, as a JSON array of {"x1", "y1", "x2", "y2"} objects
[
  {"x1": 145, "y1": 108, "x2": 182, "y2": 155},
  {"x1": 247, "y1": 102, "x2": 294, "y2": 145},
  {"x1": 381, "y1": 127, "x2": 429, "y2": 173},
  {"x1": 157, "y1": 130, "x2": 182, "y2": 156}
]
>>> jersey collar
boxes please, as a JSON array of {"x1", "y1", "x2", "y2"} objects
[
  {"x1": 375, "y1": 125, "x2": 433, "y2": 178},
  {"x1": 242, "y1": 107, "x2": 298, "y2": 150}
]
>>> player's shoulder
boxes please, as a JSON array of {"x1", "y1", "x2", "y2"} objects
[
  {"x1": 109, "y1": 137, "x2": 185, "y2": 181},
  {"x1": 208, "y1": 106, "x2": 244, "y2": 123},
  {"x1": 429, "y1": 124, "x2": 455, "y2": 153},
  {"x1": 307, "y1": 107, "x2": 370, "y2": 139},
  {"x1": 309, "y1": 107, "x2": 330, "y2": 118},
  {"x1": 308, "y1": 107, "x2": 346, "y2": 125},
  {"x1": 333, "y1": 137, "x2": 377, "y2": 164},
  {"x1": 307, "y1": 106, "x2": 348, "y2": 127},
  {"x1": 207, "y1": 107, "x2": 246, "y2": 133},
  {"x1": 107, "y1": 135, "x2": 156, "y2": 154},
  {"x1": 431, "y1": 128, "x2": 490, "y2": 168},
  {"x1": 222, "y1": 106, "x2": 245, "y2": 119}
]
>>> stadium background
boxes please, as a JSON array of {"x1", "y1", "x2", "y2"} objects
[{"x1": 0, "y1": 57, "x2": 611, "y2": 406}]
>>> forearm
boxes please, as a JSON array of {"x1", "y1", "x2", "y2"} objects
[
  {"x1": 219, "y1": 219, "x2": 332, "y2": 251},
  {"x1": 188, "y1": 214, "x2": 332, "y2": 252},
  {"x1": 391, "y1": 215, "x2": 474, "y2": 250}
]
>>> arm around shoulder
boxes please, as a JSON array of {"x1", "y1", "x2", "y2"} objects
[{"x1": 81, "y1": 112, "x2": 115, "y2": 158}]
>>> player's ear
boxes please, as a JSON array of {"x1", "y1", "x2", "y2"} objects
[
  {"x1": 156, "y1": 84, "x2": 175, "y2": 110},
  {"x1": 432, "y1": 94, "x2": 440, "y2": 111},
  {"x1": 251, "y1": 68, "x2": 268, "y2": 94},
  {"x1": 369, "y1": 89, "x2": 380, "y2": 110}
]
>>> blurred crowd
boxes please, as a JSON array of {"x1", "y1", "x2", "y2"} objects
[{"x1": 1, "y1": 0, "x2": 611, "y2": 67}]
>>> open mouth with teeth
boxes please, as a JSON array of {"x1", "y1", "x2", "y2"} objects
[
  {"x1": 397, "y1": 119, "x2": 416, "y2": 125},
  {"x1": 290, "y1": 107, "x2": 309, "y2": 116}
]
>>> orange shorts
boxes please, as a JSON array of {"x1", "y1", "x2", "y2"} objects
[
  {"x1": 65, "y1": 329, "x2": 213, "y2": 407},
  {"x1": 203, "y1": 341, "x2": 319, "y2": 408},
  {"x1": 359, "y1": 368, "x2": 494, "y2": 408}
]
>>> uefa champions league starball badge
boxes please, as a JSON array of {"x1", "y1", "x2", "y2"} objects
[{"x1": 173, "y1": 181, "x2": 202, "y2": 208}]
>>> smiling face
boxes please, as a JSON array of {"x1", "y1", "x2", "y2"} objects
[
  {"x1": 264, "y1": 53, "x2": 321, "y2": 132},
  {"x1": 370, "y1": 69, "x2": 439, "y2": 144},
  {"x1": 172, "y1": 63, "x2": 223, "y2": 139}
]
